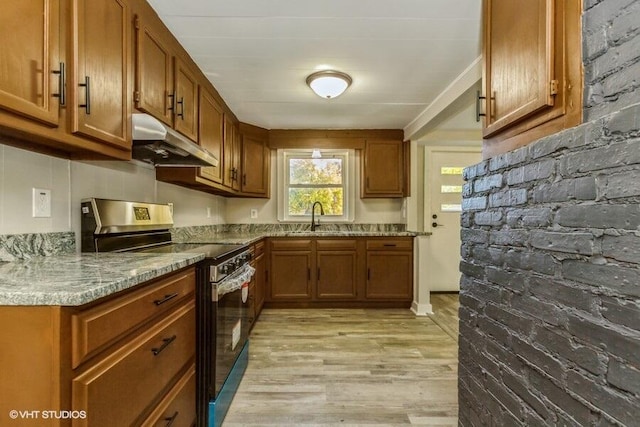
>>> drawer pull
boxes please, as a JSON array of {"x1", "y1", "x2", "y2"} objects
[
  {"x1": 154, "y1": 293, "x2": 179, "y2": 306},
  {"x1": 383, "y1": 243, "x2": 397, "y2": 247},
  {"x1": 152, "y1": 335, "x2": 177, "y2": 356},
  {"x1": 163, "y1": 411, "x2": 179, "y2": 427}
]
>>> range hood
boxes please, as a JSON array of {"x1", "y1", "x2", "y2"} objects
[{"x1": 131, "y1": 113, "x2": 219, "y2": 167}]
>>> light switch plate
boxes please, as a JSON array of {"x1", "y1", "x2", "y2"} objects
[
  {"x1": 250, "y1": 209, "x2": 258, "y2": 219},
  {"x1": 32, "y1": 188, "x2": 51, "y2": 218}
]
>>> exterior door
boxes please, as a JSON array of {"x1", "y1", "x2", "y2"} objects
[{"x1": 425, "y1": 147, "x2": 481, "y2": 291}]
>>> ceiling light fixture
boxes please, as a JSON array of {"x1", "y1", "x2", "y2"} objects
[
  {"x1": 311, "y1": 149, "x2": 322, "y2": 159},
  {"x1": 306, "y1": 70, "x2": 352, "y2": 99}
]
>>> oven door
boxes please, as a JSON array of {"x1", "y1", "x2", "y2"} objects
[{"x1": 213, "y1": 265, "x2": 254, "y2": 398}]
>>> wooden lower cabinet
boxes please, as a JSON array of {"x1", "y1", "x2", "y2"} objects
[
  {"x1": 0, "y1": 267, "x2": 196, "y2": 427},
  {"x1": 266, "y1": 237, "x2": 412, "y2": 308}
]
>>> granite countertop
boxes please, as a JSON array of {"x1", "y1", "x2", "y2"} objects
[
  {"x1": 176, "y1": 230, "x2": 425, "y2": 245},
  {"x1": 0, "y1": 252, "x2": 204, "y2": 306},
  {"x1": 0, "y1": 227, "x2": 426, "y2": 307}
]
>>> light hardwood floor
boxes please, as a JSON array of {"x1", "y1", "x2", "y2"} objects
[{"x1": 225, "y1": 296, "x2": 460, "y2": 426}]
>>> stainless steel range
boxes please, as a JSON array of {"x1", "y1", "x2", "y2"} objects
[{"x1": 81, "y1": 198, "x2": 253, "y2": 427}]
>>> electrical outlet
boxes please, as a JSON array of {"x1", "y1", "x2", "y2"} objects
[
  {"x1": 32, "y1": 188, "x2": 51, "y2": 218},
  {"x1": 250, "y1": 209, "x2": 258, "y2": 219},
  {"x1": 206, "y1": 207, "x2": 212, "y2": 218}
]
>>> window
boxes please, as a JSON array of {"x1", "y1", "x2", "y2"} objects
[{"x1": 277, "y1": 149, "x2": 354, "y2": 222}]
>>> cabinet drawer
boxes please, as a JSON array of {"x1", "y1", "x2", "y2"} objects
[
  {"x1": 316, "y1": 239, "x2": 357, "y2": 250},
  {"x1": 366, "y1": 239, "x2": 413, "y2": 251},
  {"x1": 141, "y1": 363, "x2": 196, "y2": 427},
  {"x1": 254, "y1": 239, "x2": 266, "y2": 257},
  {"x1": 270, "y1": 238, "x2": 312, "y2": 251},
  {"x1": 72, "y1": 268, "x2": 195, "y2": 367},
  {"x1": 72, "y1": 300, "x2": 196, "y2": 427}
]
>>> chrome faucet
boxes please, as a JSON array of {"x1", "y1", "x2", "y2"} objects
[{"x1": 310, "y1": 201, "x2": 325, "y2": 231}]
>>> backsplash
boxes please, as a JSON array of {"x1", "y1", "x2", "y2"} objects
[{"x1": 0, "y1": 232, "x2": 75, "y2": 262}]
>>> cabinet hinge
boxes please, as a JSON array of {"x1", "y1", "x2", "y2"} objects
[
  {"x1": 134, "y1": 15, "x2": 140, "y2": 29},
  {"x1": 134, "y1": 91, "x2": 140, "y2": 103},
  {"x1": 550, "y1": 80, "x2": 559, "y2": 96}
]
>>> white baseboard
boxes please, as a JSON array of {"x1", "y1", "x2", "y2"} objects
[{"x1": 411, "y1": 301, "x2": 433, "y2": 316}]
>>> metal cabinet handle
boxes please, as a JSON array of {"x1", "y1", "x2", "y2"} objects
[
  {"x1": 151, "y1": 335, "x2": 177, "y2": 356},
  {"x1": 432, "y1": 222, "x2": 444, "y2": 228},
  {"x1": 367, "y1": 268, "x2": 371, "y2": 280},
  {"x1": 176, "y1": 96, "x2": 184, "y2": 119},
  {"x1": 243, "y1": 173, "x2": 247, "y2": 186},
  {"x1": 52, "y1": 62, "x2": 66, "y2": 106},
  {"x1": 317, "y1": 268, "x2": 320, "y2": 281},
  {"x1": 167, "y1": 91, "x2": 176, "y2": 113},
  {"x1": 476, "y1": 90, "x2": 486, "y2": 122},
  {"x1": 79, "y1": 76, "x2": 90, "y2": 114},
  {"x1": 163, "y1": 411, "x2": 179, "y2": 427},
  {"x1": 153, "y1": 293, "x2": 179, "y2": 306},
  {"x1": 383, "y1": 243, "x2": 396, "y2": 247}
]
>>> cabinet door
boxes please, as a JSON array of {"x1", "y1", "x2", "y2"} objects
[
  {"x1": 366, "y1": 252, "x2": 412, "y2": 299},
  {"x1": 197, "y1": 88, "x2": 224, "y2": 183},
  {"x1": 241, "y1": 134, "x2": 269, "y2": 196},
  {"x1": 269, "y1": 251, "x2": 312, "y2": 300},
  {"x1": 254, "y1": 250, "x2": 266, "y2": 314},
  {"x1": 316, "y1": 251, "x2": 358, "y2": 300},
  {"x1": 361, "y1": 140, "x2": 404, "y2": 198},
  {"x1": 173, "y1": 58, "x2": 198, "y2": 141},
  {"x1": 0, "y1": 0, "x2": 61, "y2": 126},
  {"x1": 134, "y1": 14, "x2": 173, "y2": 126},
  {"x1": 223, "y1": 116, "x2": 240, "y2": 190},
  {"x1": 483, "y1": 0, "x2": 555, "y2": 137},
  {"x1": 71, "y1": 0, "x2": 130, "y2": 149}
]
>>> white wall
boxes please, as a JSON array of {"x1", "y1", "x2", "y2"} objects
[
  {"x1": 0, "y1": 143, "x2": 226, "y2": 240},
  {"x1": 225, "y1": 150, "x2": 405, "y2": 224}
]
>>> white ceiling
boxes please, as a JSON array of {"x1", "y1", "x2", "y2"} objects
[{"x1": 147, "y1": 0, "x2": 482, "y2": 131}]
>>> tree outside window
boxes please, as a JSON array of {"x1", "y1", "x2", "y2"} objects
[{"x1": 283, "y1": 151, "x2": 350, "y2": 220}]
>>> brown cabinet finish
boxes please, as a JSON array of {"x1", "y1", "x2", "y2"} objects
[
  {"x1": 140, "y1": 364, "x2": 196, "y2": 427},
  {"x1": 0, "y1": 267, "x2": 196, "y2": 427},
  {"x1": 223, "y1": 116, "x2": 241, "y2": 191},
  {"x1": 72, "y1": 301, "x2": 195, "y2": 427},
  {"x1": 134, "y1": 13, "x2": 174, "y2": 126},
  {"x1": 267, "y1": 237, "x2": 411, "y2": 307},
  {"x1": 365, "y1": 238, "x2": 413, "y2": 300},
  {"x1": 198, "y1": 88, "x2": 224, "y2": 183},
  {"x1": 361, "y1": 140, "x2": 405, "y2": 198},
  {"x1": 71, "y1": 268, "x2": 195, "y2": 368},
  {"x1": 173, "y1": 57, "x2": 199, "y2": 142},
  {"x1": 0, "y1": 0, "x2": 61, "y2": 127},
  {"x1": 481, "y1": 0, "x2": 582, "y2": 157},
  {"x1": 71, "y1": 0, "x2": 130, "y2": 149},
  {"x1": 240, "y1": 132, "x2": 270, "y2": 196},
  {"x1": 253, "y1": 240, "x2": 266, "y2": 318}
]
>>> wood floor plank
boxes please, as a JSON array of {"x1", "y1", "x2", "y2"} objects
[{"x1": 224, "y1": 301, "x2": 459, "y2": 426}]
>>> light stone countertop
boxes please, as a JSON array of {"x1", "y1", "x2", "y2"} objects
[
  {"x1": 0, "y1": 252, "x2": 204, "y2": 306},
  {"x1": 0, "y1": 229, "x2": 425, "y2": 307}
]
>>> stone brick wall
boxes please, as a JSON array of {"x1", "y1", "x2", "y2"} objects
[
  {"x1": 584, "y1": 0, "x2": 640, "y2": 121},
  {"x1": 459, "y1": 2, "x2": 640, "y2": 422},
  {"x1": 459, "y1": 103, "x2": 640, "y2": 426}
]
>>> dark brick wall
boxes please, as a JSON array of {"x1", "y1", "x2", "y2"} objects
[
  {"x1": 584, "y1": 0, "x2": 640, "y2": 121},
  {"x1": 459, "y1": 2, "x2": 640, "y2": 424},
  {"x1": 459, "y1": 103, "x2": 640, "y2": 426}
]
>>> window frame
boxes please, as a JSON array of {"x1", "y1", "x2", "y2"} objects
[{"x1": 277, "y1": 149, "x2": 355, "y2": 223}]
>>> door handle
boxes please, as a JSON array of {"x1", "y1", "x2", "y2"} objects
[
  {"x1": 475, "y1": 90, "x2": 486, "y2": 122},
  {"x1": 432, "y1": 222, "x2": 444, "y2": 228}
]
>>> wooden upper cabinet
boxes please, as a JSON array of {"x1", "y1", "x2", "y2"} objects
[
  {"x1": 173, "y1": 57, "x2": 199, "y2": 142},
  {"x1": 0, "y1": 0, "x2": 61, "y2": 127},
  {"x1": 483, "y1": 0, "x2": 554, "y2": 137},
  {"x1": 240, "y1": 123, "x2": 270, "y2": 197},
  {"x1": 134, "y1": 14, "x2": 174, "y2": 126},
  {"x1": 223, "y1": 115, "x2": 240, "y2": 190},
  {"x1": 361, "y1": 139, "x2": 404, "y2": 198},
  {"x1": 198, "y1": 88, "x2": 224, "y2": 184},
  {"x1": 481, "y1": 0, "x2": 583, "y2": 157},
  {"x1": 71, "y1": 0, "x2": 130, "y2": 149}
]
